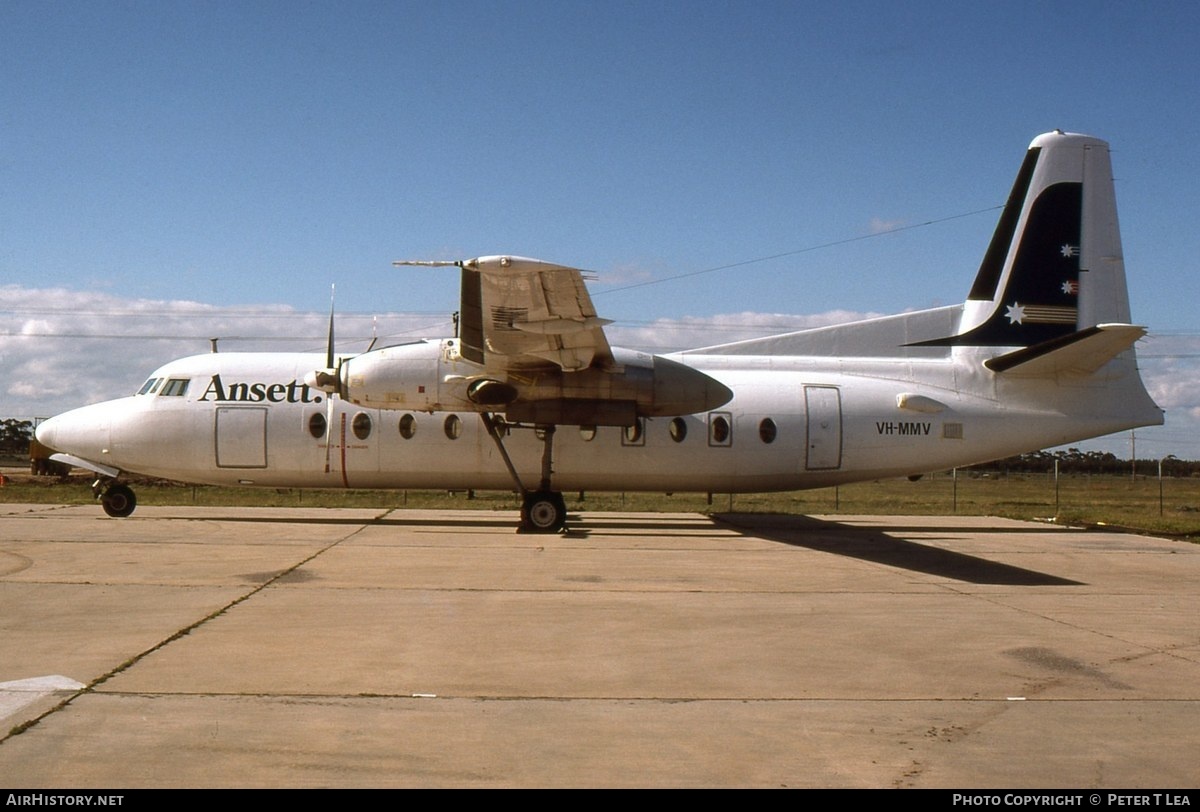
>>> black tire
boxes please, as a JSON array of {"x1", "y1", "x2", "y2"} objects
[
  {"x1": 101, "y1": 483, "x2": 137, "y2": 518},
  {"x1": 522, "y1": 490, "x2": 566, "y2": 533}
]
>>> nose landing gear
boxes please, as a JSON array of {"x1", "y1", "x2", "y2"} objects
[{"x1": 94, "y1": 480, "x2": 137, "y2": 518}]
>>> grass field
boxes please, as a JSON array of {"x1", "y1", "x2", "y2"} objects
[{"x1": 4, "y1": 465, "x2": 1199, "y2": 541}]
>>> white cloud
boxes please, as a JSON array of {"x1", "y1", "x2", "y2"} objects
[
  {"x1": 595, "y1": 261, "x2": 659, "y2": 287},
  {"x1": 0, "y1": 286, "x2": 449, "y2": 418},
  {"x1": 869, "y1": 217, "x2": 906, "y2": 234},
  {"x1": 4, "y1": 285, "x2": 1198, "y2": 459}
]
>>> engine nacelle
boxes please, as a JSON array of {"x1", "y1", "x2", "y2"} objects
[
  {"x1": 334, "y1": 339, "x2": 733, "y2": 425},
  {"x1": 339, "y1": 339, "x2": 456, "y2": 411}
]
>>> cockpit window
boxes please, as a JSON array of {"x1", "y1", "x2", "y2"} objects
[
  {"x1": 158, "y1": 378, "x2": 190, "y2": 397},
  {"x1": 137, "y1": 378, "x2": 162, "y2": 395}
]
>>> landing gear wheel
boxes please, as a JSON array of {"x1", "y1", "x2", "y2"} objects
[
  {"x1": 521, "y1": 490, "x2": 566, "y2": 533},
  {"x1": 101, "y1": 483, "x2": 137, "y2": 518}
]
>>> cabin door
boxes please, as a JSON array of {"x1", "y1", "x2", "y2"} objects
[
  {"x1": 804, "y1": 386, "x2": 842, "y2": 470},
  {"x1": 214, "y1": 407, "x2": 268, "y2": 468}
]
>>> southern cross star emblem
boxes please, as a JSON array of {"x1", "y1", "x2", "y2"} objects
[
  {"x1": 1005, "y1": 302, "x2": 1026, "y2": 324},
  {"x1": 1061, "y1": 279, "x2": 1079, "y2": 294},
  {"x1": 1060, "y1": 244, "x2": 1079, "y2": 258}
]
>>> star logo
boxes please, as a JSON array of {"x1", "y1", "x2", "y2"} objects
[
  {"x1": 1060, "y1": 244, "x2": 1079, "y2": 258},
  {"x1": 1061, "y1": 280, "x2": 1079, "y2": 295},
  {"x1": 1005, "y1": 302, "x2": 1026, "y2": 325}
]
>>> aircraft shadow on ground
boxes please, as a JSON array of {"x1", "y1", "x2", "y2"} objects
[
  {"x1": 714, "y1": 513, "x2": 1083, "y2": 586},
  {"x1": 162, "y1": 512, "x2": 518, "y2": 529},
  {"x1": 131, "y1": 509, "x2": 1081, "y2": 584},
  {"x1": 151, "y1": 510, "x2": 713, "y2": 533}
]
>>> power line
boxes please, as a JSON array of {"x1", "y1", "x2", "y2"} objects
[
  {"x1": 0, "y1": 305, "x2": 447, "y2": 319},
  {"x1": 0, "y1": 320, "x2": 450, "y2": 343},
  {"x1": 594, "y1": 205, "x2": 1005, "y2": 296}
]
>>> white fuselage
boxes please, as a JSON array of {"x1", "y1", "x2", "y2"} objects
[{"x1": 36, "y1": 341, "x2": 1154, "y2": 494}]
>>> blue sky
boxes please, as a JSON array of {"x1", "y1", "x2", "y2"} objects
[{"x1": 3, "y1": 1, "x2": 1199, "y2": 457}]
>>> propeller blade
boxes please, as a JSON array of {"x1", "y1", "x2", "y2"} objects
[
  {"x1": 365, "y1": 315, "x2": 377, "y2": 353},
  {"x1": 306, "y1": 283, "x2": 342, "y2": 395},
  {"x1": 324, "y1": 393, "x2": 335, "y2": 474},
  {"x1": 325, "y1": 284, "x2": 336, "y2": 372}
]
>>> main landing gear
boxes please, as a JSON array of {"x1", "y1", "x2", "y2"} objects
[
  {"x1": 94, "y1": 479, "x2": 137, "y2": 518},
  {"x1": 480, "y1": 413, "x2": 567, "y2": 533}
]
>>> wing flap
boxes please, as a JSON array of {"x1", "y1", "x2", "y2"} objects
[{"x1": 512, "y1": 316, "x2": 613, "y2": 336}]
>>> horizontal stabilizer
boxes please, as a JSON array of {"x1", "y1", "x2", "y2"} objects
[{"x1": 984, "y1": 323, "x2": 1145, "y2": 376}]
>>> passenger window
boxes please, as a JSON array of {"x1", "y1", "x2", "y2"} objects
[
  {"x1": 159, "y1": 378, "x2": 190, "y2": 397},
  {"x1": 308, "y1": 412, "x2": 327, "y2": 439},
  {"x1": 352, "y1": 412, "x2": 372, "y2": 440},
  {"x1": 399, "y1": 413, "x2": 417, "y2": 439},
  {"x1": 622, "y1": 419, "x2": 644, "y2": 446},
  {"x1": 444, "y1": 414, "x2": 462, "y2": 440},
  {"x1": 759, "y1": 418, "x2": 777, "y2": 444},
  {"x1": 669, "y1": 417, "x2": 688, "y2": 443},
  {"x1": 579, "y1": 425, "x2": 596, "y2": 442},
  {"x1": 709, "y1": 413, "x2": 732, "y2": 447}
]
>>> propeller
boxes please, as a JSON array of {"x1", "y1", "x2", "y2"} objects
[
  {"x1": 304, "y1": 286, "x2": 385, "y2": 478},
  {"x1": 300, "y1": 286, "x2": 343, "y2": 476},
  {"x1": 392, "y1": 259, "x2": 461, "y2": 268},
  {"x1": 393, "y1": 255, "x2": 599, "y2": 278}
]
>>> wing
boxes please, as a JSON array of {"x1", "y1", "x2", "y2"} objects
[{"x1": 406, "y1": 256, "x2": 615, "y2": 374}]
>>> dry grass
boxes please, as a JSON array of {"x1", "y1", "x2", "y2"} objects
[{"x1": 4, "y1": 466, "x2": 1199, "y2": 540}]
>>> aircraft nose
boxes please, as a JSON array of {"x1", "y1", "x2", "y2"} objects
[
  {"x1": 34, "y1": 416, "x2": 59, "y2": 450},
  {"x1": 33, "y1": 403, "x2": 113, "y2": 460}
]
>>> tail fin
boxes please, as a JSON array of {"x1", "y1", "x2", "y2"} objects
[{"x1": 917, "y1": 131, "x2": 1132, "y2": 348}]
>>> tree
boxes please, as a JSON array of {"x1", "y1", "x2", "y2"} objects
[{"x1": 0, "y1": 419, "x2": 34, "y2": 455}]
